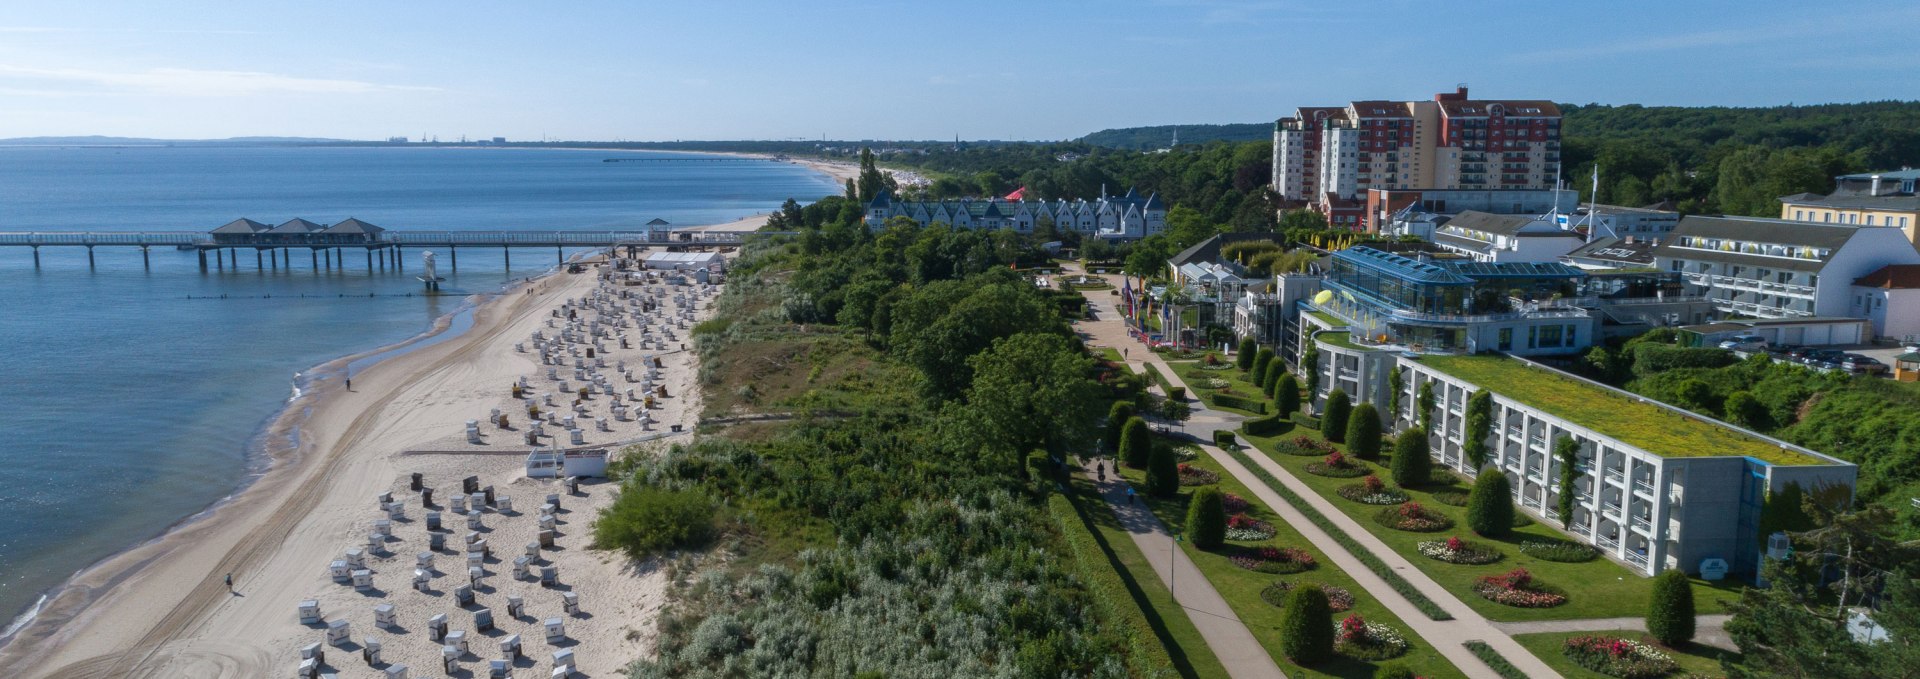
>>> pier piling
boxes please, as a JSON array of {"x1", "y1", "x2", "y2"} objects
[
  {"x1": 142, "y1": 246, "x2": 150, "y2": 269},
  {"x1": 198, "y1": 249, "x2": 207, "y2": 270},
  {"x1": 256, "y1": 249, "x2": 263, "y2": 270},
  {"x1": 33, "y1": 246, "x2": 41, "y2": 268},
  {"x1": 449, "y1": 245, "x2": 457, "y2": 271},
  {"x1": 87, "y1": 246, "x2": 95, "y2": 269},
  {"x1": 503, "y1": 246, "x2": 510, "y2": 269},
  {"x1": 366, "y1": 248, "x2": 373, "y2": 271},
  {"x1": 310, "y1": 248, "x2": 318, "y2": 270}
]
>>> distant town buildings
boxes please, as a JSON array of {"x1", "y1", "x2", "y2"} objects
[
  {"x1": 1273, "y1": 87, "x2": 1564, "y2": 229},
  {"x1": 863, "y1": 188, "x2": 1167, "y2": 240},
  {"x1": 1778, "y1": 168, "x2": 1920, "y2": 245}
]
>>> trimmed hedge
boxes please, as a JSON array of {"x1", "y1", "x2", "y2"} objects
[
  {"x1": 1120, "y1": 417, "x2": 1152, "y2": 468},
  {"x1": 1236, "y1": 337, "x2": 1257, "y2": 371},
  {"x1": 1045, "y1": 493, "x2": 1179, "y2": 678},
  {"x1": 1242, "y1": 413, "x2": 1292, "y2": 437},
  {"x1": 1322, "y1": 389, "x2": 1351, "y2": 442},
  {"x1": 1220, "y1": 446, "x2": 1453, "y2": 621},
  {"x1": 1389, "y1": 428, "x2": 1432, "y2": 488},
  {"x1": 1463, "y1": 640, "x2": 1528, "y2": 679},
  {"x1": 1279, "y1": 583, "x2": 1334, "y2": 666},
  {"x1": 1213, "y1": 430, "x2": 1237, "y2": 449},
  {"x1": 1105, "y1": 401, "x2": 1136, "y2": 453},
  {"x1": 1290, "y1": 412, "x2": 1321, "y2": 429},
  {"x1": 1466, "y1": 470, "x2": 1515, "y2": 538},
  {"x1": 1276, "y1": 373, "x2": 1301, "y2": 415},
  {"x1": 1212, "y1": 393, "x2": 1268, "y2": 414},
  {"x1": 1146, "y1": 444, "x2": 1180, "y2": 497},
  {"x1": 1346, "y1": 403, "x2": 1382, "y2": 460},
  {"x1": 1646, "y1": 569, "x2": 1696, "y2": 646},
  {"x1": 1186, "y1": 486, "x2": 1227, "y2": 549}
]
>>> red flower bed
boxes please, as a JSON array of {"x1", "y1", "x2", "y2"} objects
[
  {"x1": 1221, "y1": 493, "x2": 1251, "y2": 514},
  {"x1": 1374, "y1": 501, "x2": 1454, "y2": 532},
  {"x1": 1227, "y1": 545, "x2": 1316, "y2": 574},
  {"x1": 1473, "y1": 568, "x2": 1569, "y2": 608},
  {"x1": 1562, "y1": 634, "x2": 1678, "y2": 678}
]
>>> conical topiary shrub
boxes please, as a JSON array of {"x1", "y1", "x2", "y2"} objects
[
  {"x1": 1277, "y1": 373, "x2": 1301, "y2": 415},
  {"x1": 1120, "y1": 416, "x2": 1152, "y2": 469},
  {"x1": 1187, "y1": 486, "x2": 1227, "y2": 549},
  {"x1": 1322, "y1": 389, "x2": 1351, "y2": 443},
  {"x1": 1106, "y1": 401, "x2": 1136, "y2": 453},
  {"x1": 1646, "y1": 569, "x2": 1696, "y2": 646},
  {"x1": 1466, "y1": 468, "x2": 1514, "y2": 538},
  {"x1": 1279, "y1": 584, "x2": 1334, "y2": 666},
  {"x1": 1346, "y1": 403, "x2": 1382, "y2": 460},
  {"x1": 1146, "y1": 443, "x2": 1180, "y2": 497},
  {"x1": 1390, "y1": 427, "x2": 1431, "y2": 488}
]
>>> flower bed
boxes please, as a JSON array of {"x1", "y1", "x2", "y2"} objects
[
  {"x1": 1562, "y1": 635, "x2": 1679, "y2": 678},
  {"x1": 1374, "y1": 501, "x2": 1454, "y2": 532},
  {"x1": 1275, "y1": 435, "x2": 1338, "y2": 457},
  {"x1": 1198, "y1": 363, "x2": 1234, "y2": 371},
  {"x1": 1336, "y1": 475, "x2": 1409, "y2": 505},
  {"x1": 1260, "y1": 581, "x2": 1355, "y2": 611},
  {"x1": 1305, "y1": 451, "x2": 1370, "y2": 478},
  {"x1": 1227, "y1": 545, "x2": 1316, "y2": 574},
  {"x1": 1221, "y1": 492, "x2": 1251, "y2": 515},
  {"x1": 1521, "y1": 540, "x2": 1599, "y2": 563},
  {"x1": 1224, "y1": 514, "x2": 1276, "y2": 541},
  {"x1": 1472, "y1": 568, "x2": 1569, "y2": 608},
  {"x1": 1333, "y1": 614, "x2": 1410, "y2": 661},
  {"x1": 1202, "y1": 377, "x2": 1233, "y2": 389},
  {"x1": 1176, "y1": 463, "x2": 1220, "y2": 486},
  {"x1": 1431, "y1": 491, "x2": 1470, "y2": 507},
  {"x1": 1416, "y1": 536, "x2": 1504, "y2": 565}
]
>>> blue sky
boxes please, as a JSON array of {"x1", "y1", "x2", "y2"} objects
[{"x1": 0, "y1": 1, "x2": 1915, "y2": 141}]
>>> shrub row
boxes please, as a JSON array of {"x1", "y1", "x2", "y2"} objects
[
  {"x1": 1290, "y1": 412, "x2": 1321, "y2": 429},
  {"x1": 1242, "y1": 413, "x2": 1292, "y2": 437},
  {"x1": 1211, "y1": 392, "x2": 1268, "y2": 414},
  {"x1": 1045, "y1": 493, "x2": 1179, "y2": 678},
  {"x1": 1219, "y1": 446, "x2": 1453, "y2": 621},
  {"x1": 1212, "y1": 430, "x2": 1237, "y2": 448},
  {"x1": 1463, "y1": 640, "x2": 1529, "y2": 679}
]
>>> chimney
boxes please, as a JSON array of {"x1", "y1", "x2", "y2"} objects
[{"x1": 1871, "y1": 175, "x2": 1883, "y2": 196}]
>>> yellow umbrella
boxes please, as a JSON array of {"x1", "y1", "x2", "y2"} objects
[{"x1": 1313, "y1": 290, "x2": 1334, "y2": 305}]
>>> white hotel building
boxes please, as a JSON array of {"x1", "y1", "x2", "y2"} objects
[
  {"x1": 863, "y1": 188, "x2": 1167, "y2": 240},
  {"x1": 1295, "y1": 320, "x2": 1858, "y2": 579}
]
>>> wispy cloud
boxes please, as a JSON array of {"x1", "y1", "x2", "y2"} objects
[{"x1": 0, "y1": 65, "x2": 438, "y2": 96}]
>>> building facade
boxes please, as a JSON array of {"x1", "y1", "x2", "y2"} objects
[
  {"x1": 1779, "y1": 169, "x2": 1920, "y2": 245},
  {"x1": 864, "y1": 188, "x2": 1166, "y2": 240},
  {"x1": 1313, "y1": 246, "x2": 1596, "y2": 356},
  {"x1": 1270, "y1": 87, "x2": 1563, "y2": 224},
  {"x1": 1653, "y1": 215, "x2": 1920, "y2": 322}
]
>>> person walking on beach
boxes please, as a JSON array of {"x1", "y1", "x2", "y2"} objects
[{"x1": 224, "y1": 572, "x2": 233, "y2": 593}]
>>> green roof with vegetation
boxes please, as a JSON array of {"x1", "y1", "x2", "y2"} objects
[
  {"x1": 1418, "y1": 355, "x2": 1826, "y2": 466},
  {"x1": 1304, "y1": 309, "x2": 1347, "y2": 329},
  {"x1": 1314, "y1": 331, "x2": 1364, "y2": 351}
]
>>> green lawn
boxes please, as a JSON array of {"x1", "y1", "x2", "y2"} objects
[
  {"x1": 1314, "y1": 331, "x2": 1366, "y2": 351},
  {"x1": 1416, "y1": 354, "x2": 1819, "y2": 465},
  {"x1": 1171, "y1": 363, "x2": 1274, "y2": 417},
  {"x1": 1238, "y1": 427, "x2": 1745, "y2": 622},
  {"x1": 1066, "y1": 475, "x2": 1232, "y2": 679},
  {"x1": 1096, "y1": 346, "x2": 1125, "y2": 364},
  {"x1": 1118, "y1": 444, "x2": 1466, "y2": 678},
  {"x1": 1511, "y1": 631, "x2": 1738, "y2": 679}
]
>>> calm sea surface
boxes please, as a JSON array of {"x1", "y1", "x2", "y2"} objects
[{"x1": 0, "y1": 146, "x2": 837, "y2": 628}]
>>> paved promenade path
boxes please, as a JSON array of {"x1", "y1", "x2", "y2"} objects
[
  {"x1": 1063, "y1": 263, "x2": 1562, "y2": 679},
  {"x1": 1491, "y1": 614, "x2": 1736, "y2": 652},
  {"x1": 1081, "y1": 463, "x2": 1288, "y2": 679}
]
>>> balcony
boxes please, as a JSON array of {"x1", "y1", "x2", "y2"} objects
[
  {"x1": 1625, "y1": 550, "x2": 1649, "y2": 568},
  {"x1": 1631, "y1": 515, "x2": 1652, "y2": 533},
  {"x1": 1602, "y1": 500, "x2": 1623, "y2": 517},
  {"x1": 1604, "y1": 468, "x2": 1625, "y2": 485},
  {"x1": 1597, "y1": 534, "x2": 1620, "y2": 551},
  {"x1": 1634, "y1": 479, "x2": 1655, "y2": 496}
]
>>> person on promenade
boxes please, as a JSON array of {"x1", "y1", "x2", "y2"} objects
[{"x1": 1126, "y1": 487, "x2": 1137, "y2": 505}]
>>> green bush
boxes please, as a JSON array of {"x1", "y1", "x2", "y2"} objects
[
  {"x1": 1374, "y1": 662, "x2": 1418, "y2": 679},
  {"x1": 1212, "y1": 393, "x2": 1268, "y2": 414},
  {"x1": 1213, "y1": 430, "x2": 1237, "y2": 449},
  {"x1": 1105, "y1": 401, "x2": 1135, "y2": 453},
  {"x1": 1464, "y1": 640, "x2": 1529, "y2": 679},
  {"x1": 1279, "y1": 583, "x2": 1334, "y2": 666},
  {"x1": 1346, "y1": 403, "x2": 1382, "y2": 460},
  {"x1": 1243, "y1": 413, "x2": 1292, "y2": 437},
  {"x1": 1632, "y1": 343, "x2": 1737, "y2": 377},
  {"x1": 1646, "y1": 569, "x2": 1696, "y2": 646},
  {"x1": 1263, "y1": 360, "x2": 1286, "y2": 399},
  {"x1": 1237, "y1": 337, "x2": 1257, "y2": 371},
  {"x1": 1290, "y1": 411, "x2": 1321, "y2": 429},
  {"x1": 1146, "y1": 443, "x2": 1181, "y2": 497},
  {"x1": 1463, "y1": 390, "x2": 1493, "y2": 469},
  {"x1": 1252, "y1": 348, "x2": 1275, "y2": 387},
  {"x1": 1120, "y1": 417, "x2": 1152, "y2": 468},
  {"x1": 1724, "y1": 389, "x2": 1765, "y2": 429},
  {"x1": 1276, "y1": 373, "x2": 1301, "y2": 415},
  {"x1": 591, "y1": 487, "x2": 717, "y2": 559},
  {"x1": 1322, "y1": 389, "x2": 1352, "y2": 443},
  {"x1": 1187, "y1": 486, "x2": 1228, "y2": 549},
  {"x1": 1466, "y1": 469, "x2": 1515, "y2": 538},
  {"x1": 1167, "y1": 385, "x2": 1186, "y2": 402},
  {"x1": 1390, "y1": 427, "x2": 1431, "y2": 487}
]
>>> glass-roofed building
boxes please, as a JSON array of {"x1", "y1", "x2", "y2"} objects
[{"x1": 1314, "y1": 246, "x2": 1593, "y2": 356}]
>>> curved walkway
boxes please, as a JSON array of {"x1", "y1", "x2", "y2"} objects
[{"x1": 1068, "y1": 265, "x2": 1561, "y2": 679}]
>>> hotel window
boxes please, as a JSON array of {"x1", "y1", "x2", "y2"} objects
[
  {"x1": 1498, "y1": 328, "x2": 1513, "y2": 351},
  {"x1": 1868, "y1": 215, "x2": 1877, "y2": 225}
]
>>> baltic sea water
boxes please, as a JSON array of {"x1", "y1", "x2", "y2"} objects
[{"x1": 0, "y1": 145, "x2": 837, "y2": 628}]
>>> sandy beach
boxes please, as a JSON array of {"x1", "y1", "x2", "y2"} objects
[{"x1": 0, "y1": 253, "x2": 720, "y2": 678}]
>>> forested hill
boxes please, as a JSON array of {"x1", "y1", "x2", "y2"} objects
[{"x1": 1078, "y1": 123, "x2": 1269, "y2": 149}]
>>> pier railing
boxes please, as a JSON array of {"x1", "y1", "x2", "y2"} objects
[{"x1": 0, "y1": 232, "x2": 207, "y2": 246}]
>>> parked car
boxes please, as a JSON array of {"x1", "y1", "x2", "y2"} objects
[
  {"x1": 1801, "y1": 349, "x2": 1846, "y2": 369},
  {"x1": 1841, "y1": 354, "x2": 1889, "y2": 375},
  {"x1": 1718, "y1": 334, "x2": 1769, "y2": 352},
  {"x1": 1786, "y1": 346, "x2": 1820, "y2": 361}
]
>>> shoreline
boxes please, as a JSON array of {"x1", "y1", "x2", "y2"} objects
[
  {"x1": 0, "y1": 248, "x2": 712, "y2": 676},
  {"x1": 0, "y1": 296, "x2": 475, "y2": 645},
  {"x1": 0, "y1": 281, "x2": 491, "y2": 656}
]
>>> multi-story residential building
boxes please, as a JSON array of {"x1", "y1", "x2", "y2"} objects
[
  {"x1": 1391, "y1": 354, "x2": 1855, "y2": 578},
  {"x1": 1653, "y1": 215, "x2": 1920, "y2": 323},
  {"x1": 863, "y1": 188, "x2": 1166, "y2": 239},
  {"x1": 1779, "y1": 169, "x2": 1920, "y2": 244},
  {"x1": 1271, "y1": 87, "x2": 1563, "y2": 225},
  {"x1": 1850, "y1": 264, "x2": 1920, "y2": 340},
  {"x1": 1428, "y1": 211, "x2": 1585, "y2": 263},
  {"x1": 1272, "y1": 107, "x2": 1347, "y2": 205}
]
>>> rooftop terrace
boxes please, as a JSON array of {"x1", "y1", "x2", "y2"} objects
[{"x1": 1416, "y1": 354, "x2": 1827, "y2": 466}]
